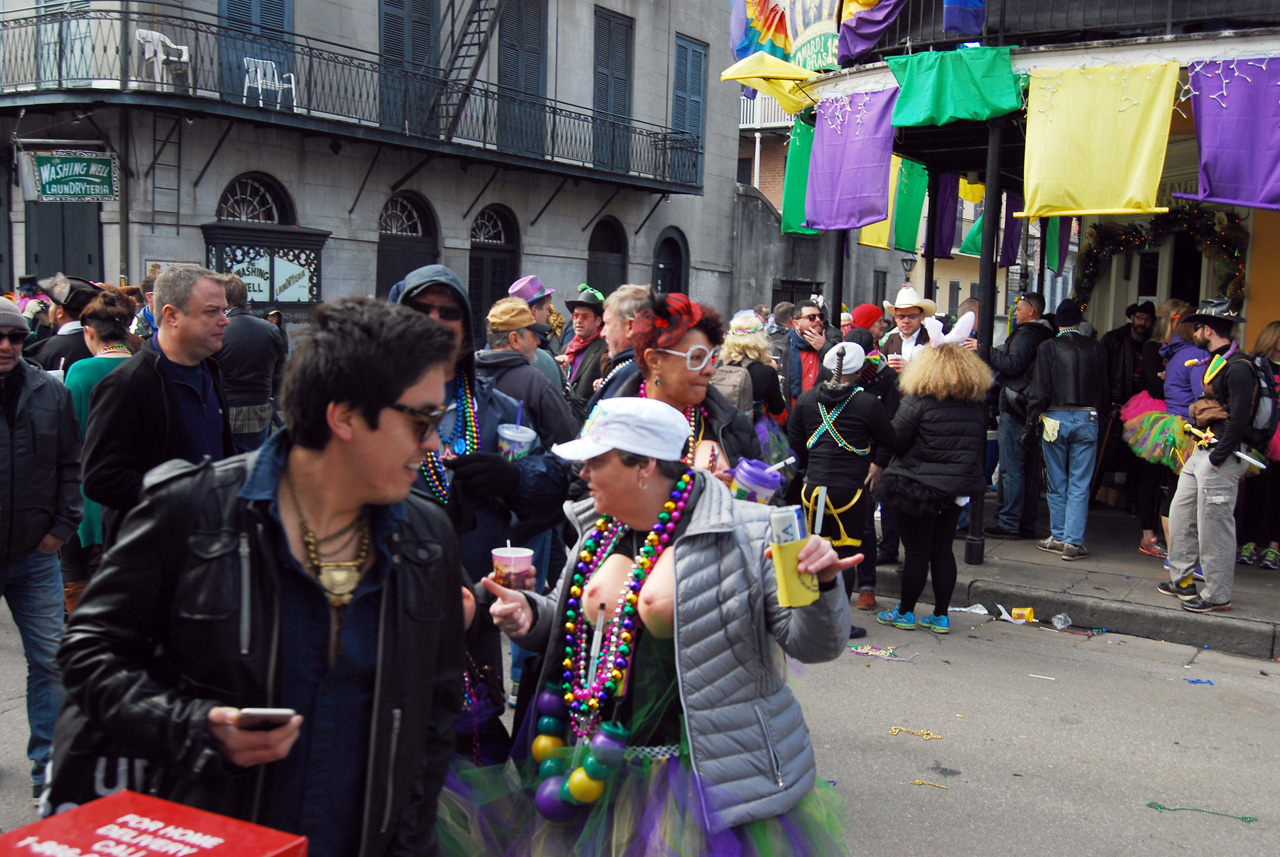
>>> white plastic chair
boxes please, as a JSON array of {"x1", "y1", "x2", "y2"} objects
[
  {"x1": 243, "y1": 57, "x2": 298, "y2": 111},
  {"x1": 135, "y1": 29, "x2": 189, "y2": 84}
]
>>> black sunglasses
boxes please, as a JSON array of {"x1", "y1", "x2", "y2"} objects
[
  {"x1": 389, "y1": 402, "x2": 448, "y2": 444},
  {"x1": 411, "y1": 301, "x2": 466, "y2": 322},
  {"x1": 1, "y1": 330, "x2": 27, "y2": 346}
]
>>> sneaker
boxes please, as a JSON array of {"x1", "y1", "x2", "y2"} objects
[
  {"x1": 1138, "y1": 537, "x2": 1168, "y2": 559},
  {"x1": 919, "y1": 614, "x2": 950, "y2": 634},
  {"x1": 849, "y1": 625, "x2": 868, "y2": 640},
  {"x1": 1238, "y1": 542, "x2": 1258, "y2": 565},
  {"x1": 1037, "y1": 536, "x2": 1065, "y2": 553},
  {"x1": 1260, "y1": 547, "x2": 1280, "y2": 570},
  {"x1": 1061, "y1": 544, "x2": 1089, "y2": 561},
  {"x1": 1166, "y1": 558, "x2": 1206, "y2": 581},
  {"x1": 983, "y1": 525, "x2": 1022, "y2": 540},
  {"x1": 876, "y1": 606, "x2": 916, "y2": 630},
  {"x1": 1157, "y1": 578, "x2": 1198, "y2": 601},
  {"x1": 1182, "y1": 595, "x2": 1232, "y2": 613},
  {"x1": 856, "y1": 590, "x2": 878, "y2": 611}
]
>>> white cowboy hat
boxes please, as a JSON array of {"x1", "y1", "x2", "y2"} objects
[{"x1": 883, "y1": 285, "x2": 937, "y2": 318}]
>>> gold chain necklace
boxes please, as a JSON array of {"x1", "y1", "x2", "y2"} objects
[{"x1": 283, "y1": 471, "x2": 370, "y2": 607}]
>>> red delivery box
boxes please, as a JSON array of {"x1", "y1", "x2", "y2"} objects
[{"x1": 0, "y1": 790, "x2": 306, "y2": 856}]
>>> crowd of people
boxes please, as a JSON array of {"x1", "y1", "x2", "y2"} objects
[{"x1": 0, "y1": 262, "x2": 1276, "y2": 856}]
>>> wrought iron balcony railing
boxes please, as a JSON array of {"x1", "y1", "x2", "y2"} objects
[
  {"x1": 0, "y1": 4, "x2": 702, "y2": 190},
  {"x1": 852, "y1": 0, "x2": 1280, "y2": 64}
]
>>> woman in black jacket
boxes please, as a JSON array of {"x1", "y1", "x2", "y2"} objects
[{"x1": 876, "y1": 330, "x2": 991, "y2": 634}]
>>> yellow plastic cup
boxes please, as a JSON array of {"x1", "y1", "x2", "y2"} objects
[
  {"x1": 1011, "y1": 606, "x2": 1035, "y2": 622},
  {"x1": 770, "y1": 538, "x2": 820, "y2": 608}
]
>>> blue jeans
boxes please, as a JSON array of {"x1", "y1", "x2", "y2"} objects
[
  {"x1": 997, "y1": 411, "x2": 1040, "y2": 532},
  {"x1": 1, "y1": 548, "x2": 66, "y2": 785},
  {"x1": 1040, "y1": 410, "x2": 1099, "y2": 547}
]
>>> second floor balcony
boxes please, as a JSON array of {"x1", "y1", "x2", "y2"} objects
[{"x1": 0, "y1": 4, "x2": 702, "y2": 193}]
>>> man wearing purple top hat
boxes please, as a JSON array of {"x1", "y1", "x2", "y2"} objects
[{"x1": 507, "y1": 276, "x2": 567, "y2": 392}]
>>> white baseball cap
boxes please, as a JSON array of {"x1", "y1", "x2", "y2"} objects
[
  {"x1": 823, "y1": 342, "x2": 865, "y2": 376},
  {"x1": 552, "y1": 397, "x2": 692, "y2": 462}
]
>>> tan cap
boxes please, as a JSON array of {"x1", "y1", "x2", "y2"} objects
[{"x1": 487, "y1": 298, "x2": 538, "y2": 332}]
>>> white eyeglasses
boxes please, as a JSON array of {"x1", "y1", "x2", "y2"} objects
[{"x1": 653, "y1": 344, "x2": 720, "y2": 371}]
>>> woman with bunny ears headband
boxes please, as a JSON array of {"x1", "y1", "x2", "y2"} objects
[{"x1": 874, "y1": 313, "x2": 992, "y2": 635}]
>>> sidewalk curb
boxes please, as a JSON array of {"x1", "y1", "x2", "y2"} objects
[{"x1": 870, "y1": 569, "x2": 1279, "y2": 660}]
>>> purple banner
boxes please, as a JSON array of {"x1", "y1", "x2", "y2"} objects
[
  {"x1": 999, "y1": 194, "x2": 1023, "y2": 268},
  {"x1": 1180, "y1": 59, "x2": 1280, "y2": 211},
  {"x1": 837, "y1": 0, "x2": 909, "y2": 66},
  {"x1": 932, "y1": 174, "x2": 960, "y2": 260},
  {"x1": 805, "y1": 89, "x2": 899, "y2": 230}
]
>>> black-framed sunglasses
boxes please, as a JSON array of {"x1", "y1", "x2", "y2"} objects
[
  {"x1": 798, "y1": 312, "x2": 822, "y2": 323},
  {"x1": 389, "y1": 402, "x2": 448, "y2": 444},
  {"x1": 1, "y1": 330, "x2": 27, "y2": 346},
  {"x1": 412, "y1": 302, "x2": 466, "y2": 322}
]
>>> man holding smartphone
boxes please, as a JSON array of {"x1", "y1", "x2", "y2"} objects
[{"x1": 51, "y1": 298, "x2": 465, "y2": 857}]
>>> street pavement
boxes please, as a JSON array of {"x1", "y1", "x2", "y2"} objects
[{"x1": 871, "y1": 501, "x2": 1280, "y2": 660}]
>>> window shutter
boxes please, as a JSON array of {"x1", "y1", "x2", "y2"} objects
[
  {"x1": 225, "y1": 0, "x2": 254, "y2": 27},
  {"x1": 408, "y1": 0, "x2": 433, "y2": 70},
  {"x1": 608, "y1": 15, "x2": 631, "y2": 119},
  {"x1": 593, "y1": 10, "x2": 610, "y2": 115},
  {"x1": 382, "y1": 0, "x2": 407, "y2": 65},
  {"x1": 498, "y1": 0, "x2": 520, "y2": 91},
  {"x1": 521, "y1": 0, "x2": 544, "y2": 96},
  {"x1": 258, "y1": 0, "x2": 287, "y2": 34},
  {"x1": 672, "y1": 38, "x2": 688, "y2": 133}
]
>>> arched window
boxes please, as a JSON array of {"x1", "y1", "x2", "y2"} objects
[
  {"x1": 217, "y1": 173, "x2": 294, "y2": 224},
  {"x1": 587, "y1": 217, "x2": 627, "y2": 294},
  {"x1": 652, "y1": 226, "x2": 688, "y2": 294},
  {"x1": 467, "y1": 205, "x2": 520, "y2": 335},
  {"x1": 376, "y1": 193, "x2": 439, "y2": 298},
  {"x1": 203, "y1": 173, "x2": 327, "y2": 305}
]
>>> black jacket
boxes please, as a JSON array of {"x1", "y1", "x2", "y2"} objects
[
  {"x1": 474, "y1": 348, "x2": 580, "y2": 447},
  {"x1": 1202, "y1": 346, "x2": 1257, "y2": 466},
  {"x1": 989, "y1": 319, "x2": 1054, "y2": 415},
  {"x1": 1100, "y1": 323, "x2": 1145, "y2": 408},
  {"x1": 615, "y1": 372, "x2": 762, "y2": 467},
  {"x1": 27, "y1": 325, "x2": 93, "y2": 373},
  {"x1": 564, "y1": 334, "x2": 609, "y2": 400},
  {"x1": 882, "y1": 394, "x2": 988, "y2": 498},
  {"x1": 211, "y1": 308, "x2": 287, "y2": 408},
  {"x1": 55, "y1": 453, "x2": 464, "y2": 857},
  {"x1": 1, "y1": 358, "x2": 83, "y2": 564},
  {"x1": 789, "y1": 382, "x2": 896, "y2": 489},
  {"x1": 1025, "y1": 331, "x2": 1110, "y2": 427},
  {"x1": 82, "y1": 338, "x2": 233, "y2": 545}
]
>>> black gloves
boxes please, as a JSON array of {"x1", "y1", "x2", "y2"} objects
[{"x1": 444, "y1": 453, "x2": 520, "y2": 501}]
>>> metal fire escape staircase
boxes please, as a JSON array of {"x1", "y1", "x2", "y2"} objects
[{"x1": 427, "y1": 0, "x2": 511, "y2": 141}]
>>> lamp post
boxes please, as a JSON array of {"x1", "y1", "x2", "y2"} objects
[{"x1": 901, "y1": 253, "x2": 917, "y2": 283}]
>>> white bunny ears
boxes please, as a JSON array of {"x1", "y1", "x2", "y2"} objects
[{"x1": 923, "y1": 311, "x2": 976, "y2": 348}]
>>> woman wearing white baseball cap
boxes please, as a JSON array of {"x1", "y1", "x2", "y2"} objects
[{"x1": 470, "y1": 395, "x2": 858, "y2": 856}]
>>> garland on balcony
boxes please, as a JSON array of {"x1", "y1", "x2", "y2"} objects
[{"x1": 1072, "y1": 204, "x2": 1248, "y2": 308}]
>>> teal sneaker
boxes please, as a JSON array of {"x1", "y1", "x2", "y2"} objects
[
  {"x1": 876, "y1": 606, "x2": 916, "y2": 630},
  {"x1": 919, "y1": 614, "x2": 950, "y2": 634}
]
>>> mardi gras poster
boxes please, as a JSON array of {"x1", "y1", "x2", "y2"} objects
[{"x1": 787, "y1": 0, "x2": 841, "y2": 71}]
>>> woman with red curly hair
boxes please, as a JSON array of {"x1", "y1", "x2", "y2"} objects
[{"x1": 609, "y1": 293, "x2": 760, "y2": 471}]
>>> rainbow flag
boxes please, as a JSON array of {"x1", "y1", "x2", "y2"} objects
[{"x1": 731, "y1": 0, "x2": 791, "y2": 62}]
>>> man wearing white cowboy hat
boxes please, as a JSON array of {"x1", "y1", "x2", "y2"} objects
[{"x1": 881, "y1": 286, "x2": 937, "y2": 370}]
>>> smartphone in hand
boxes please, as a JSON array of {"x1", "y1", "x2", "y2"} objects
[{"x1": 237, "y1": 708, "x2": 297, "y2": 731}]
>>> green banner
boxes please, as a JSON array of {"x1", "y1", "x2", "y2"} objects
[
  {"x1": 781, "y1": 113, "x2": 819, "y2": 236},
  {"x1": 960, "y1": 214, "x2": 984, "y2": 256},
  {"x1": 892, "y1": 160, "x2": 928, "y2": 252},
  {"x1": 29, "y1": 150, "x2": 119, "y2": 201}
]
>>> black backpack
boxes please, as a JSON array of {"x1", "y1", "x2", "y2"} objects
[{"x1": 1232, "y1": 352, "x2": 1279, "y2": 453}]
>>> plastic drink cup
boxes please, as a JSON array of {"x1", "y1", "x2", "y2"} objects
[
  {"x1": 497, "y1": 424, "x2": 537, "y2": 461},
  {"x1": 730, "y1": 458, "x2": 784, "y2": 504},
  {"x1": 45, "y1": 368, "x2": 64, "y2": 383},
  {"x1": 492, "y1": 547, "x2": 535, "y2": 590},
  {"x1": 1011, "y1": 607, "x2": 1035, "y2": 622}
]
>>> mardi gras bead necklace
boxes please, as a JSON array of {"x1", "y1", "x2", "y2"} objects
[
  {"x1": 561, "y1": 469, "x2": 694, "y2": 740},
  {"x1": 637, "y1": 379, "x2": 705, "y2": 463},
  {"x1": 419, "y1": 373, "x2": 480, "y2": 502},
  {"x1": 95, "y1": 343, "x2": 131, "y2": 356},
  {"x1": 807, "y1": 388, "x2": 868, "y2": 454}
]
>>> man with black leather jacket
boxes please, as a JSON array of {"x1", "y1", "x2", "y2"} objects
[
  {"x1": 1024, "y1": 299, "x2": 1110, "y2": 561},
  {"x1": 985, "y1": 293, "x2": 1054, "y2": 539},
  {"x1": 52, "y1": 298, "x2": 465, "y2": 857}
]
